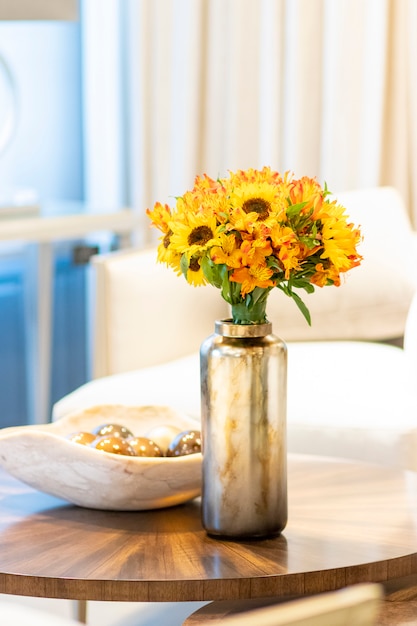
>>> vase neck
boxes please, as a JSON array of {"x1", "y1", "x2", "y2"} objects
[{"x1": 215, "y1": 319, "x2": 272, "y2": 338}]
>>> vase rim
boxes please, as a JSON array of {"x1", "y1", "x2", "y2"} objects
[{"x1": 215, "y1": 319, "x2": 272, "y2": 337}]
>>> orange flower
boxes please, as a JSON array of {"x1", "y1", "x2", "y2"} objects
[
  {"x1": 211, "y1": 233, "x2": 241, "y2": 268},
  {"x1": 288, "y1": 176, "x2": 324, "y2": 215},
  {"x1": 146, "y1": 202, "x2": 172, "y2": 233},
  {"x1": 230, "y1": 264, "x2": 276, "y2": 297},
  {"x1": 310, "y1": 263, "x2": 341, "y2": 287},
  {"x1": 146, "y1": 167, "x2": 362, "y2": 325}
]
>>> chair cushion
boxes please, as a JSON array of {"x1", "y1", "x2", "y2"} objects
[
  {"x1": 53, "y1": 340, "x2": 417, "y2": 472},
  {"x1": 286, "y1": 341, "x2": 417, "y2": 470}
]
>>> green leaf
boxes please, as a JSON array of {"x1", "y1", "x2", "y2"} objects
[
  {"x1": 201, "y1": 257, "x2": 225, "y2": 289},
  {"x1": 298, "y1": 235, "x2": 320, "y2": 249},
  {"x1": 251, "y1": 286, "x2": 271, "y2": 306},
  {"x1": 180, "y1": 254, "x2": 189, "y2": 278},
  {"x1": 278, "y1": 282, "x2": 291, "y2": 297},
  {"x1": 201, "y1": 257, "x2": 215, "y2": 285},
  {"x1": 230, "y1": 279, "x2": 242, "y2": 304},
  {"x1": 286, "y1": 201, "x2": 308, "y2": 218},
  {"x1": 221, "y1": 270, "x2": 232, "y2": 303},
  {"x1": 267, "y1": 256, "x2": 282, "y2": 271},
  {"x1": 323, "y1": 182, "x2": 332, "y2": 198},
  {"x1": 276, "y1": 283, "x2": 312, "y2": 325},
  {"x1": 200, "y1": 256, "x2": 213, "y2": 281},
  {"x1": 290, "y1": 291, "x2": 312, "y2": 325},
  {"x1": 291, "y1": 278, "x2": 315, "y2": 294}
]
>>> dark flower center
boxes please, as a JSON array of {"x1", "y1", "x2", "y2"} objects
[
  {"x1": 188, "y1": 225, "x2": 213, "y2": 246},
  {"x1": 189, "y1": 257, "x2": 200, "y2": 272},
  {"x1": 242, "y1": 197, "x2": 270, "y2": 220},
  {"x1": 163, "y1": 230, "x2": 172, "y2": 248}
]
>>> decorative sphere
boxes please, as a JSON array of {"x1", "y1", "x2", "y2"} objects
[
  {"x1": 128, "y1": 436, "x2": 163, "y2": 457},
  {"x1": 91, "y1": 423, "x2": 134, "y2": 439},
  {"x1": 145, "y1": 424, "x2": 183, "y2": 454},
  {"x1": 166, "y1": 430, "x2": 202, "y2": 457},
  {"x1": 66, "y1": 431, "x2": 96, "y2": 446},
  {"x1": 92, "y1": 436, "x2": 137, "y2": 456}
]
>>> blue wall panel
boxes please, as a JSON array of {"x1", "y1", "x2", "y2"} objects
[
  {"x1": 0, "y1": 246, "x2": 89, "y2": 428},
  {"x1": 0, "y1": 270, "x2": 28, "y2": 428},
  {"x1": 51, "y1": 248, "x2": 88, "y2": 409}
]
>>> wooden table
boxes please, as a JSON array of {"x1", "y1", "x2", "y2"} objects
[{"x1": 1, "y1": 454, "x2": 417, "y2": 607}]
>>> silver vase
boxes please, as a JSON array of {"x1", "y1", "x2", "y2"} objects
[{"x1": 200, "y1": 319, "x2": 288, "y2": 539}]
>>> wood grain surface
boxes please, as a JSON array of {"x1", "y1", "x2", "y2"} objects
[{"x1": 1, "y1": 454, "x2": 417, "y2": 603}]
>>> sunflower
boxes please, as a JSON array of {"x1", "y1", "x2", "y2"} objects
[
  {"x1": 156, "y1": 238, "x2": 182, "y2": 275},
  {"x1": 146, "y1": 167, "x2": 362, "y2": 325},
  {"x1": 318, "y1": 202, "x2": 362, "y2": 272},
  {"x1": 169, "y1": 210, "x2": 223, "y2": 258},
  {"x1": 147, "y1": 203, "x2": 182, "y2": 272},
  {"x1": 184, "y1": 256, "x2": 208, "y2": 286},
  {"x1": 226, "y1": 179, "x2": 285, "y2": 228}
]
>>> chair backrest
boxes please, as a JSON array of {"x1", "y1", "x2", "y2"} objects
[
  {"x1": 89, "y1": 187, "x2": 417, "y2": 378},
  {"x1": 266, "y1": 186, "x2": 417, "y2": 341},
  {"x1": 90, "y1": 246, "x2": 227, "y2": 378},
  {"x1": 196, "y1": 584, "x2": 383, "y2": 626}
]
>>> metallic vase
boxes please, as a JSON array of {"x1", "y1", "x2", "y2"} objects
[{"x1": 200, "y1": 319, "x2": 288, "y2": 539}]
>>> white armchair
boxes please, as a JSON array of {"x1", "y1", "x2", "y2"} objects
[
  {"x1": 89, "y1": 186, "x2": 417, "y2": 378},
  {"x1": 54, "y1": 186, "x2": 417, "y2": 471}
]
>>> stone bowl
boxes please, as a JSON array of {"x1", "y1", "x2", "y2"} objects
[{"x1": 0, "y1": 404, "x2": 202, "y2": 510}]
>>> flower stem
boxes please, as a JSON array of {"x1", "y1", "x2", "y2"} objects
[{"x1": 231, "y1": 299, "x2": 268, "y2": 324}]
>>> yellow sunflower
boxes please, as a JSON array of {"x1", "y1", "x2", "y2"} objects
[
  {"x1": 146, "y1": 202, "x2": 180, "y2": 273},
  {"x1": 185, "y1": 256, "x2": 208, "y2": 286},
  {"x1": 146, "y1": 166, "x2": 362, "y2": 326},
  {"x1": 318, "y1": 202, "x2": 362, "y2": 272},
  {"x1": 169, "y1": 210, "x2": 222, "y2": 258},
  {"x1": 156, "y1": 238, "x2": 182, "y2": 274},
  {"x1": 226, "y1": 179, "x2": 285, "y2": 229}
]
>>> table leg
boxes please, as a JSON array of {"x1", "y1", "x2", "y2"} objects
[{"x1": 75, "y1": 600, "x2": 87, "y2": 623}]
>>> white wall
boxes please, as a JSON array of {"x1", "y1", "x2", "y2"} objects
[{"x1": 0, "y1": 21, "x2": 83, "y2": 205}]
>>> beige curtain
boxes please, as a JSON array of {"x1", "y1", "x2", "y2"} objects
[
  {"x1": 83, "y1": 0, "x2": 417, "y2": 232},
  {"x1": 380, "y1": 0, "x2": 417, "y2": 222}
]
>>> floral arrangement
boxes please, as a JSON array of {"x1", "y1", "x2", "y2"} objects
[{"x1": 146, "y1": 167, "x2": 362, "y2": 325}]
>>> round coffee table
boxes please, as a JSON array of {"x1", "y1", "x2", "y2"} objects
[{"x1": 1, "y1": 454, "x2": 417, "y2": 604}]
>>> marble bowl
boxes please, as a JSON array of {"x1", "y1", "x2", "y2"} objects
[{"x1": 0, "y1": 404, "x2": 202, "y2": 510}]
